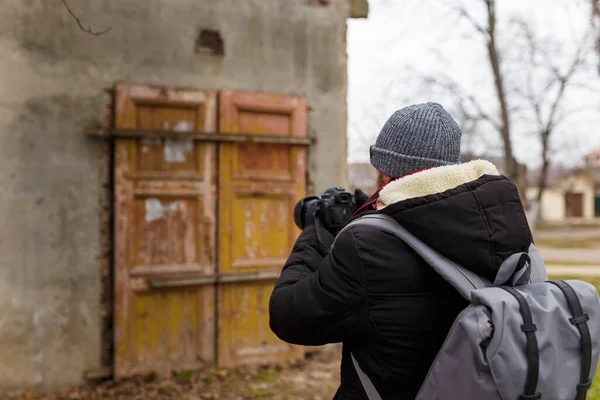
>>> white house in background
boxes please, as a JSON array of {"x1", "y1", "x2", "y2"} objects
[
  {"x1": 584, "y1": 148, "x2": 600, "y2": 168},
  {"x1": 350, "y1": 153, "x2": 600, "y2": 223},
  {"x1": 584, "y1": 148, "x2": 600, "y2": 217},
  {"x1": 526, "y1": 169, "x2": 597, "y2": 222}
]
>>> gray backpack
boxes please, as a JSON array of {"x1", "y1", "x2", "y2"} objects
[{"x1": 342, "y1": 214, "x2": 600, "y2": 400}]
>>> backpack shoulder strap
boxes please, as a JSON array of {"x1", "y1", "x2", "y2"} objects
[
  {"x1": 351, "y1": 353, "x2": 383, "y2": 400},
  {"x1": 342, "y1": 213, "x2": 490, "y2": 400},
  {"x1": 549, "y1": 280, "x2": 593, "y2": 400},
  {"x1": 338, "y1": 213, "x2": 491, "y2": 300}
]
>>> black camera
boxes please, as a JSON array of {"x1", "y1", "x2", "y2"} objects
[{"x1": 293, "y1": 187, "x2": 357, "y2": 234}]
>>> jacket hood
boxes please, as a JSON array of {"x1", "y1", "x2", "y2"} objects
[{"x1": 376, "y1": 160, "x2": 533, "y2": 282}]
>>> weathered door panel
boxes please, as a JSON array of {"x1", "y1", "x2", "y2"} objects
[
  {"x1": 114, "y1": 84, "x2": 217, "y2": 378},
  {"x1": 565, "y1": 192, "x2": 584, "y2": 218},
  {"x1": 219, "y1": 282, "x2": 294, "y2": 365},
  {"x1": 218, "y1": 91, "x2": 307, "y2": 367}
]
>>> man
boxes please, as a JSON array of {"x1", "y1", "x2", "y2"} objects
[{"x1": 269, "y1": 103, "x2": 532, "y2": 399}]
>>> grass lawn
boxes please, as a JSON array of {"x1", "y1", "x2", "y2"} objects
[
  {"x1": 536, "y1": 222, "x2": 600, "y2": 231},
  {"x1": 535, "y1": 237, "x2": 600, "y2": 249},
  {"x1": 551, "y1": 275, "x2": 600, "y2": 400}
]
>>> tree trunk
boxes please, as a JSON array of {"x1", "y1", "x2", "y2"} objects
[
  {"x1": 535, "y1": 130, "x2": 551, "y2": 221},
  {"x1": 516, "y1": 162, "x2": 528, "y2": 210},
  {"x1": 485, "y1": 0, "x2": 515, "y2": 178},
  {"x1": 593, "y1": 0, "x2": 600, "y2": 74},
  {"x1": 484, "y1": 0, "x2": 525, "y2": 201}
]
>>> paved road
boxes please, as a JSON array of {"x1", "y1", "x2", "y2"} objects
[
  {"x1": 534, "y1": 228, "x2": 600, "y2": 240},
  {"x1": 536, "y1": 246, "x2": 600, "y2": 265},
  {"x1": 546, "y1": 265, "x2": 600, "y2": 277},
  {"x1": 536, "y1": 245, "x2": 600, "y2": 277}
]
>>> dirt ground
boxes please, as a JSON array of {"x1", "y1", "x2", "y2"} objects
[{"x1": 1, "y1": 351, "x2": 342, "y2": 400}]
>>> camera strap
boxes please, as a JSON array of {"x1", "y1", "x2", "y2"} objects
[{"x1": 314, "y1": 215, "x2": 336, "y2": 252}]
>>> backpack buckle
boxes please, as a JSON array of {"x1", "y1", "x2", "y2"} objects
[
  {"x1": 518, "y1": 394, "x2": 541, "y2": 400},
  {"x1": 521, "y1": 323, "x2": 537, "y2": 333},
  {"x1": 569, "y1": 314, "x2": 590, "y2": 326},
  {"x1": 577, "y1": 379, "x2": 592, "y2": 391}
]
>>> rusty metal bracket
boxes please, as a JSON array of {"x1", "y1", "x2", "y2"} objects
[
  {"x1": 149, "y1": 275, "x2": 217, "y2": 289},
  {"x1": 86, "y1": 128, "x2": 314, "y2": 146},
  {"x1": 218, "y1": 271, "x2": 280, "y2": 283},
  {"x1": 148, "y1": 271, "x2": 281, "y2": 288},
  {"x1": 84, "y1": 366, "x2": 112, "y2": 380}
]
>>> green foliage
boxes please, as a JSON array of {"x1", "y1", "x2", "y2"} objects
[
  {"x1": 171, "y1": 368, "x2": 202, "y2": 383},
  {"x1": 252, "y1": 368, "x2": 281, "y2": 383},
  {"x1": 249, "y1": 389, "x2": 273, "y2": 399}
]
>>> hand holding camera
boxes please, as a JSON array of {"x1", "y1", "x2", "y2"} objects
[{"x1": 294, "y1": 187, "x2": 369, "y2": 236}]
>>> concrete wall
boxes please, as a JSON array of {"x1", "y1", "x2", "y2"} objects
[
  {"x1": 0, "y1": 0, "x2": 351, "y2": 390},
  {"x1": 526, "y1": 174, "x2": 596, "y2": 222}
]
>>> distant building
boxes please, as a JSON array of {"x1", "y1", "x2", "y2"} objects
[
  {"x1": 584, "y1": 148, "x2": 600, "y2": 217},
  {"x1": 348, "y1": 162, "x2": 377, "y2": 195},
  {"x1": 527, "y1": 167, "x2": 598, "y2": 222},
  {"x1": 352, "y1": 150, "x2": 600, "y2": 223},
  {"x1": 584, "y1": 148, "x2": 600, "y2": 168}
]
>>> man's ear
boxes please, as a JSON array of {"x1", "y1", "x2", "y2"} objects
[{"x1": 381, "y1": 174, "x2": 393, "y2": 186}]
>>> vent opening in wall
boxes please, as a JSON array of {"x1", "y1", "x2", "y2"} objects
[{"x1": 196, "y1": 29, "x2": 225, "y2": 56}]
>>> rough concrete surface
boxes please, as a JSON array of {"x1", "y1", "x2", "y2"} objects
[{"x1": 0, "y1": 0, "x2": 351, "y2": 390}]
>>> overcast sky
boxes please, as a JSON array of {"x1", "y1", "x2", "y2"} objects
[{"x1": 347, "y1": 0, "x2": 600, "y2": 168}]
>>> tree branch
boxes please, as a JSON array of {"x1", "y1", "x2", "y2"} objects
[
  {"x1": 543, "y1": 34, "x2": 592, "y2": 134},
  {"x1": 61, "y1": 0, "x2": 111, "y2": 36},
  {"x1": 512, "y1": 15, "x2": 593, "y2": 133},
  {"x1": 553, "y1": 106, "x2": 596, "y2": 127},
  {"x1": 593, "y1": 0, "x2": 600, "y2": 73},
  {"x1": 456, "y1": 5, "x2": 488, "y2": 38},
  {"x1": 509, "y1": 13, "x2": 595, "y2": 207},
  {"x1": 422, "y1": 73, "x2": 502, "y2": 132}
]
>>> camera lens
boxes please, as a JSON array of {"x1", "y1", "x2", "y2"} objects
[{"x1": 293, "y1": 197, "x2": 319, "y2": 229}]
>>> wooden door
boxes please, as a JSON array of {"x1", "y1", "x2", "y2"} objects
[
  {"x1": 113, "y1": 84, "x2": 218, "y2": 378},
  {"x1": 217, "y1": 91, "x2": 307, "y2": 367},
  {"x1": 565, "y1": 192, "x2": 584, "y2": 218}
]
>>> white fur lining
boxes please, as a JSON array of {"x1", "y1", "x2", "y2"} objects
[{"x1": 377, "y1": 159, "x2": 500, "y2": 210}]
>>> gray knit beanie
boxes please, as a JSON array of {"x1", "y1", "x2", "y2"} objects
[{"x1": 370, "y1": 102, "x2": 462, "y2": 178}]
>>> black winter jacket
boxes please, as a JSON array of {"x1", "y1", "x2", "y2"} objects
[{"x1": 269, "y1": 173, "x2": 533, "y2": 399}]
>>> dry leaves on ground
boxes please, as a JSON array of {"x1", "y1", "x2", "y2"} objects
[{"x1": 1, "y1": 350, "x2": 341, "y2": 400}]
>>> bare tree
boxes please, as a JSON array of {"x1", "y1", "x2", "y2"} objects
[
  {"x1": 418, "y1": 0, "x2": 597, "y2": 211},
  {"x1": 451, "y1": 0, "x2": 524, "y2": 200},
  {"x1": 511, "y1": 18, "x2": 595, "y2": 210},
  {"x1": 420, "y1": 72, "x2": 506, "y2": 154},
  {"x1": 415, "y1": 0, "x2": 528, "y2": 202},
  {"x1": 593, "y1": 0, "x2": 600, "y2": 73},
  {"x1": 349, "y1": 0, "x2": 598, "y2": 213}
]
